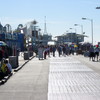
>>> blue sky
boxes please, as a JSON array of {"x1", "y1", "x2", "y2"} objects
[{"x1": 0, "y1": 0, "x2": 100, "y2": 44}]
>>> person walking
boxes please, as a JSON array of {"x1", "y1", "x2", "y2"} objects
[
  {"x1": 52, "y1": 46, "x2": 56, "y2": 57},
  {"x1": 57, "y1": 45, "x2": 62, "y2": 57},
  {"x1": 38, "y1": 46, "x2": 44, "y2": 60},
  {"x1": 94, "y1": 46, "x2": 99, "y2": 61},
  {"x1": 44, "y1": 47, "x2": 48, "y2": 59},
  {"x1": 47, "y1": 46, "x2": 50, "y2": 57},
  {"x1": 62, "y1": 45, "x2": 66, "y2": 57},
  {"x1": 89, "y1": 46, "x2": 95, "y2": 61}
]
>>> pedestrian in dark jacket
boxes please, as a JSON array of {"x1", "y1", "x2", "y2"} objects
[
  {"x1": 52, "y1": 46, "x2": 56, "y2": 57},
  {"x1": 89, "y1": 46, "x2": 95, "y2": 61}
]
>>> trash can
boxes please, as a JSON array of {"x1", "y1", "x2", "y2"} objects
[
  {"x1": 9, "y1": 56, "x2": 18, "y2": 68},
  {"x1": 24, "y1": 51, "x2": 29, "y2": 60}
]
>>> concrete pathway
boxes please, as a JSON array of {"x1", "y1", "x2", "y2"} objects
[
  {"x1": 48, "y1": 53, "x2": 100, "y2": 100},
  {"x1": 0, "y1": 56, "x2": 49, "y2": 100},
  {"x1": 0, "y1": 52, "x2": 100, "y2": 100}
]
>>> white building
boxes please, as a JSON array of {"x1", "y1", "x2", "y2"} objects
[{"x1": 56, "y1": 32, "x2": 88, "y2": 45}]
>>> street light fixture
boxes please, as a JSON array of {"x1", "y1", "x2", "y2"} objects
[
  {"x1": 82, "y1": 17, "x2": 93, "y2": 45},
  {"x1": 82, "y1": 18, "x2": 87, "y2": 20},
  {"x1": 96, "y1": 7, "x2": 100, "y2": 9}
]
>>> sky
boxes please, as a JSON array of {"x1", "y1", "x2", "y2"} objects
[{"x1": 0, "y1": 0, "x2": 100, "y2": 44}]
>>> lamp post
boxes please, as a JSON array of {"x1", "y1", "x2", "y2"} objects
[
  {"x1": 74, "y1": 24, "x2": 83, "y2": 34},
  {"x1": 82, "y1": 18, "x2": 93, "y2": 45}
]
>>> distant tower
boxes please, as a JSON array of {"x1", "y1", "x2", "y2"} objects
[{"x1": 44, "y1": 16, "x2": 48, "y2": 35}]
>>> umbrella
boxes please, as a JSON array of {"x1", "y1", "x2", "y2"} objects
[{"x1": 0, "y1": 41, "x2": 7, "y2": 46}]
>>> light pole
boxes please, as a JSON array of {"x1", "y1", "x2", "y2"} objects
[
  {"x1": 74, "y1": 24, "x2": 83, "y2": 34},
  {"x1": 82, "y1": 18, "x2": 93, "y2": 45}
]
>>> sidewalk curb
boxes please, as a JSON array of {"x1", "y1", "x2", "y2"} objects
[
  {"x1": 0, "y1": 73, "x2": 13, "y2": 85},
  {"x1": 0, "y1": 56, "x2": 35, "y2": 85},
  {"x1": 14, "y1": 56, "x2": 35, "y2": 72}
]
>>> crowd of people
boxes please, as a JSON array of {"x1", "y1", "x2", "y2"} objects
[
  {"x1": 0, "y1": 43, "x2": 99, "y2": 80},
  {"x1": 37, "y1": 44, "x2": 78, "y2": 60},
  {"x1": 89, "y1": 45, "x2": 100, "y2": 62},
  {"x1": 37, "y1": 44, "x2": 100, "y2": 62}
]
